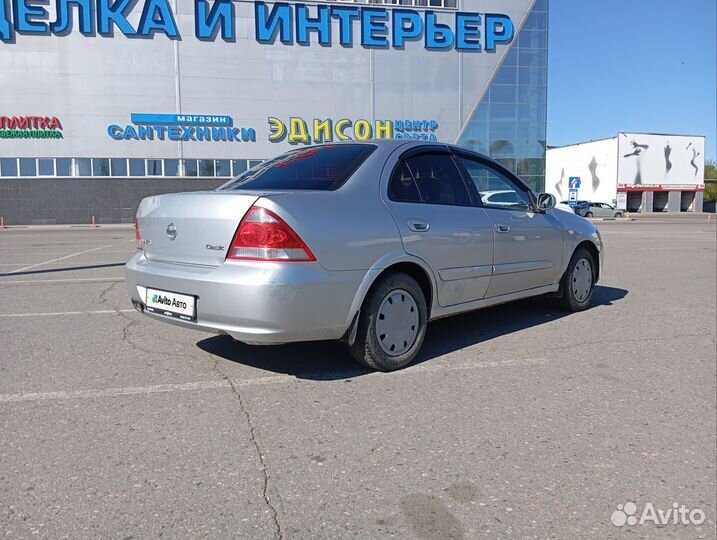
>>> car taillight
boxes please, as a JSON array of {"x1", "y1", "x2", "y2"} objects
[
  {"x1": 135, "y1": 219, "x2": 142, "y2": 251},
  {"x1": 227, "y1": 206, "x2": 316, "y2": 262}
]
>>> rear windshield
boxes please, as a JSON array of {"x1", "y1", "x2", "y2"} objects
[{"x1": 220, "y1": 144, "x2": 376, "y2": 191}]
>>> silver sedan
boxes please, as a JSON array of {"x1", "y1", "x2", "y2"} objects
[{"x1": 126, "y1": 141, "x2": 604, "y2": 371}]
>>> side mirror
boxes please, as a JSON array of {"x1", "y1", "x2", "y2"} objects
[{"x1": 536, "y1": 193, "x2": 556, "y2": 211}]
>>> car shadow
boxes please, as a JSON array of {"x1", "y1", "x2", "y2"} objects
[
  {"x1": 0, "y1": 262, "x2": 126, "y2": 278},
  {"x1": 196, "y1": 285, "x2": 628, "y2": 381}
]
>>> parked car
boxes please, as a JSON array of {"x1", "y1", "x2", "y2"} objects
[
  {"x1": 584, "y1": 202, "x2": 624, "y2": 218},
  {"x1": 554, "y1": 201, "x2": 577, "y2": 214},
  {"x1": 561, "y1": 200, "x2": 591, "y2": 217},
  {"x1": 126, "y1": 141, "x2": 604, "y2": 371},
  {"x1": 481, "y1": 189, "x2": 523, "y2": 207},
  {"x1": 483, "y1": 190, "x2": 575, "y2": 214}
]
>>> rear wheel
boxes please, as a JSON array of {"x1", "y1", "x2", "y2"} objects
[
  {"x1": 614, "y1": 212, "x2": 623, "y2": 218},
  {"x1": 557, "y1": 247, "x2": 596, "y2": 312},
  {"x1": 348, "y1": 273, "x2": 428, "y2": 371}
]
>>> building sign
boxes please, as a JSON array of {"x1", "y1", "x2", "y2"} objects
[
  {"x1": 0, "y1": 115, "x2": 63, "y2": 139},
  {"x1": 617, "y1": 184, "x2": 706, "y2": 192},
  {"x1": 0, "y1": 0, "x2": 514, "y2": 52},
  {"x1": 107, "y1": 114, "x2": 256, "y2": 142},
  {"x1": 267, "y1": 117, "x2": 438, "y2": 144}
]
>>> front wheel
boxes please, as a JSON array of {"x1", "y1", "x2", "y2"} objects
[
  {"x1": 585, "y1": 211, "x2": 594, "y2": 218},
  {"x1": 348, "y1": 273, "x2": 428, "y2": 371},
  {"x1": 557, "y1": 248, "x2": 596, "y2": 312},
  {"x1": 614, "y1": 212, "x2": 623, "y2": 218}
]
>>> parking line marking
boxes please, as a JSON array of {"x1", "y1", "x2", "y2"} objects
[
  {"x1": 0, "y1": 309, "x2": 135, "y2": 318},
  {"x1": 5, "y1": 245, "x2": 116, "y2": 274},
  {"x1": 0, "y1": 380, "x2": 231, "y2": 403},
  {"x1": 0, "y1": 357, "x2": 549, "y2": 404},
  {"x1": 0, "y1": 277, "x2": 125, "y2": 285}
]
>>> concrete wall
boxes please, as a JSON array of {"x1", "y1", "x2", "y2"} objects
[{"x1": 0, "y1": 178, "x2": 224, "y2": 225}]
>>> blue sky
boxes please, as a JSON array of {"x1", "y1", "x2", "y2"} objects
[{"x1": 547, "y1": 0, "x2": 717, "y2": 162}]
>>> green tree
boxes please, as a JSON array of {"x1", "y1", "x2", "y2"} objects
[
  {"x1": 705, "y1": 160, "x2": 716, "y2": 180},
  {"x1": 705, "y1": 160, "x2": 717, "y2": 202}
]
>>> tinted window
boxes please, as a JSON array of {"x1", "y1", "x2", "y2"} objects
[
  {"x1": 400, "y1": 153, "x2": 471, "y2": 206},
  {"x1": 222, "y1": 145, "x2": 375, "y2": 191},
  {"x1": 388, "y1": 162, "x2": 422, "y2": 203},
  {"x1": 488, "y1": 191, "x2": 519, "y2": 203},
  {"x1": 458, "y1": 157, "x2": 532, "y2": 210}
]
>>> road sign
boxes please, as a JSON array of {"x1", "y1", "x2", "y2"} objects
[
  {"x1": 568, "y1": 188, "x2": 579, "y2": 205},
  {"x1": 569, "y1": 176, "x2": 581, "y2": 189}
]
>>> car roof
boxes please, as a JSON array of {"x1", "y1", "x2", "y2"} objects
[{"x1": 308, "y1": 139, "x2": 495, "y2": 160}]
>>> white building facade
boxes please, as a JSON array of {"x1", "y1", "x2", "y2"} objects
[{"x1": 546, "y1": 132, "x2": 706, "y2": 213}]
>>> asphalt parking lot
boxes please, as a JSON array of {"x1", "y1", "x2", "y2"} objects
[{"x1": 1, "y1": 216, "x2": 715, "y2": 540}]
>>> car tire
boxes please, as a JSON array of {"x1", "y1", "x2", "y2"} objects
[
  {"x1": 557, "y1": 247, "x2": 596, "y2": 312},
  {"x1": 614, "y1": 212, "x2": 623, "y2": 218},
  {"x1": 348, "y1": 273, "x2": 428, "y2": 372},
  {"x1": 585, "y1": 212, "x2": 594, "y2": 218}
]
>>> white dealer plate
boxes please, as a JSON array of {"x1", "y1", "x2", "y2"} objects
[{"x1": 145, "y1": 288, "x2": 196, "y2": 321}]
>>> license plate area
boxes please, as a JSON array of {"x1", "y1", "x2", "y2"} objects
[{"x1": 145, "y1": 287, "x2": 196, "y2": 322}]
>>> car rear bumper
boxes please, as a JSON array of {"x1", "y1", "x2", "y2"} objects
[{"x1": 125, "y1": 252, "x2": 365, "y2": 344}]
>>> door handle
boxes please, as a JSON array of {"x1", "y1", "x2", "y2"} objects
[
  {"x1": 408, "y1": 219, "x2": 430, "y2": 232},
  {"x1": 494, "y1": 224, "x2": 511, "y2": 233}
]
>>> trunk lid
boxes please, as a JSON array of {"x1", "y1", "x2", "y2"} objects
[{"x1": 136, "y1": 191, "x2": 261, "y2": 267}]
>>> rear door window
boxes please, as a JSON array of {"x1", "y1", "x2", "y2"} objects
[
  {"x1": 389, "y1": 153, "x2": 471, "y2": 206},
  {"x1": 221, "y1": 144, "x2": 375, "y2": 191},
  {"x1": 388, "y1": 162, "x2": 423, "y2": 203}
]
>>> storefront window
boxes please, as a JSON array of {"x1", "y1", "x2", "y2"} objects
[
  {"x1": 0, "y1": 158, "x2": 18, "y2": 177},
  {"x1": 111, "y1": 159, "x2": 128, "y2": 176},
  {"x1": 19, "y1": 159, "x2": 36, "y2": 176},
  {"x1": 93, "y1": 158, "x2": 110, "y2": 176},
  {"x1": 182, "y1": 160, "x2": 198, "y2": 177},
  {"x1": 128, "y1": 159, "x2": 145, "y2": 176},
  {"x1": 198, "y1": 160, "x2": 215, "y2": 177},
  {"x1": 232, "y1": 160, "x2": 248, "y2": 176},
  {"x1": 56, "y1": 159, "x2": 72, "y2": 176},
  {"x1": 146, "y1": 160, "x2": 163, "y2": 176},
  {"x1": 215, "y1": 160, "x2": 231, "y2": 176},
  {"x1": 38, "y1": 159, "x2": 55, "y2": 176},
  {"x1": 164, "y1": 160, "x2": 179, "y2": 176},
  {"x1": 76, "y1": 158, "x2": 92, "y2": 176}
]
